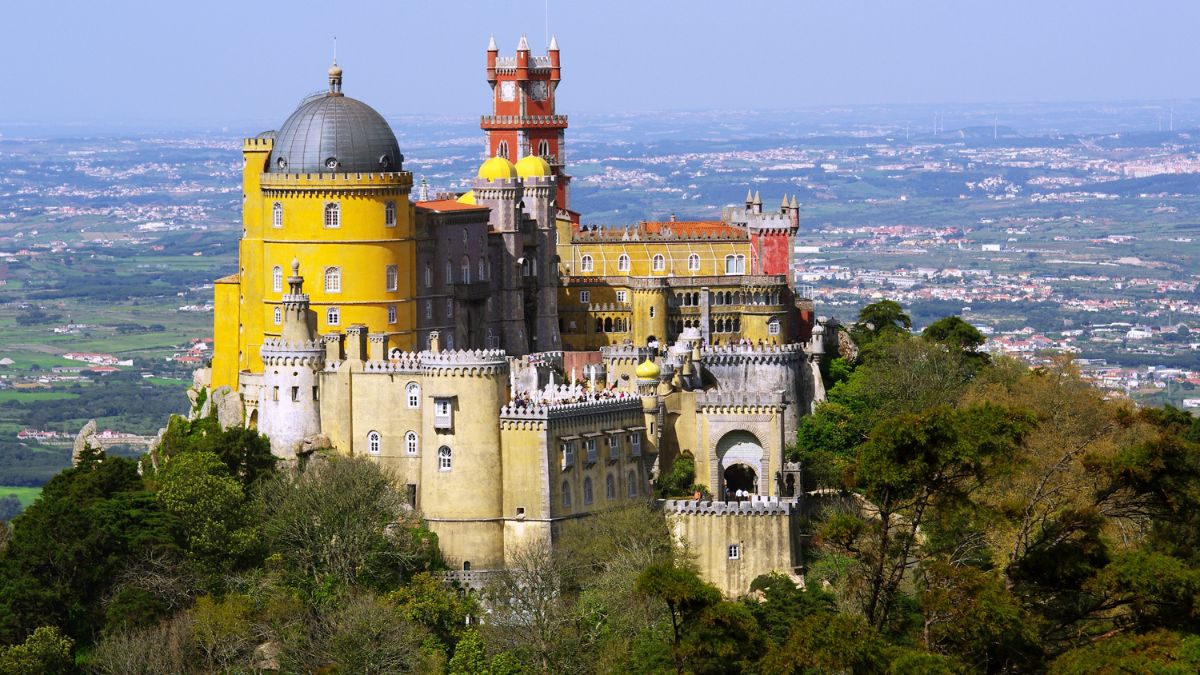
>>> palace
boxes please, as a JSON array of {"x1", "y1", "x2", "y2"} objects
[{"x1": 206, "y1": 36, "x2": 826, "y2": 594}]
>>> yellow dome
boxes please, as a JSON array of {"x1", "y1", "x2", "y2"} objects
[
  {"x1": 515, "y1": 154, "x2": 552, "y2": 178},
  {"x1": 635, "y1": 358, "x2": 661, "y2": 380},
  {"x1": 456, "y1": 190, "x2": 476, "y2": 205},
  {"x1": 477, "y1": 156, "x2": 518, "y2": 181}
]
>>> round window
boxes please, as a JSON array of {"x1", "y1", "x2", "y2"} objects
[
  {"x1": 379, "y1": 154, "x2": 392, "y2": 169},
  {"x1": 276, "y1": 156, "x2": 288, "y2": 169},
  {"x1": 325, "y1": 157, "x2": 340, "y2": 169}
]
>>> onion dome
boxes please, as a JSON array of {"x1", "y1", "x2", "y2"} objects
[
  {"x1": 456, "y1": 190, "x2": 476, "y2": 205},
  {"x1": 635, "y1": 358, "x2": 661, "y2": 380},
  {"x1": 515, "y1": 154, "x2": 552, "y2": 178},
  {"x1": 267, "y1": 64, "x2": 402, "y2": 174},
  {"x1": 477, "y1": 156, "x2": 518, "y2": 181}
]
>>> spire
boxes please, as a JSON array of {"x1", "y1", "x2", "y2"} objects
[
  {"x1": 781, "y1": 194, "x2": 789, "y2": 209},
  {"x1": 518, "y1": 34, "x2": 530, "y2": 51},
  {"x1": 790, "y1": 195, "x2": 799, "y2": 209},
  {"x1": 488, "y1": 34, "x2": 497, "y2": 51},
  {"x1": 753, "y1": 190, "x2": 762, "y2": 205},
  {"x1": 549, "y1": 35, "x2": 559, "y2": 51},
  {"x1": 327, "y1": 60, "x2": 343, "y2": 95},
  {"x1": 745, "y1": 188, "x2": 753, "y2": 205}
]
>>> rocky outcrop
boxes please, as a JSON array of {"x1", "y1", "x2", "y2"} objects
[
  {"x1": 72, "y1": 420, "x2": 102, "y2": 466},
  {"x1": 190, "y1": 384, "x2": 245, "y2": 430},
  {"x1": 298, "y1": 433, "x2": 332, "y2": 456}
]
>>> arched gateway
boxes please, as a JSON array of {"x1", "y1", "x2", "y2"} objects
[{"x1": 715, "y1": 430, "x2": 766, "y2": 498}]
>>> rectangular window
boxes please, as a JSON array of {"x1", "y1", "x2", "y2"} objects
[
  {"x1": 405, "y1": 483, "x2": 417, "y2": 507},
  {"x1": 327, "y1": 306, "x2": 340, "y2": 326},
  {"x1": 425, "y1": 301, "x2": 432, "y2": 320},
  {"x1": 272, "y1": 386, "x2": 279, "y2": 402},
  {"x1": 579, "y1": 290, "x2": 590, "y2": 305},
  {"x1": 561, "y1": 442, "x2": 575, "y2": 469},
  {"x1": 434, "y1": 398, "x2": 453, "y2": 429},
  {"x1": 728, "y1": 544, "x2": 741, "y2": 560},
  {"x1": 616, "y1": 290, "x2": 627, "y2": 303},
  {"x1": 312, "y1": 386, "x2": 319, "y2": 401},
  {"x1": 386, "y1": 265, "x2": 398, "y2": 292},
  {"x1": 769, "y1": 319, "x2": 781, "y2": 336},
  {"x1": 585, "y1": 438, "x2": 598, "y2": 464},
  {"x1": 608, "y1": 435, "x2": 620, "y2": 461},
  {"x1": 629, "y1": 433, "x2": 641, "y2": 457},
  {"x1": 291, "y1": 387, "x2": 299, "y2": 402},
  {"x1": 446, "y1": 300, "x2": 454, "y2": 318}
]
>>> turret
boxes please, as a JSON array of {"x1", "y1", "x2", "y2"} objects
[
  {"x1": 745, "y1": 189, "x2": 754, "y2": 210},
  {"x1": 548, "y1": 35, "x2": 561, "y2": 82},
  {"x1": 516, "y1": 34, "x2": 530, "y2": 80},
  {"x1": 486, "y1": 35, "x2": 498, "y2": 82},
  {"x1": 258, "y1": 262, "x2": 325, "y2": 459},
  {"x1": 752, "y1": 190, "x2": 763, "y2": 214}
]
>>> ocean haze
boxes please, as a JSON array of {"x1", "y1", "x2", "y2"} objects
[{"x1": 3, "y1": 0, "x2": 1198, "y2": 128}]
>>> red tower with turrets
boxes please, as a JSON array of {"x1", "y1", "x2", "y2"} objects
[{"x1": 483, "y1": 34, "x2": 572, "y2": 212}]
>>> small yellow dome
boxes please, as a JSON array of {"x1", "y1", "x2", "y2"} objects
[
  {"x1": 635, "y1": 358, "x2": 661, "y2": 380},
  {"x1": 515, "y1": 154, "x2": 552, "y2": 178},
  {"x1": 456, "y1": 190, "x2": 476, "y2": 205},
  {"x1": 477, "y1": 156, "x2": 518, "y2": 181}
]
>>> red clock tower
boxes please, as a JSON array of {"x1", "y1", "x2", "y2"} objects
[{"x1": 484, "y1": 34, "x2": 572, "y2": 212}]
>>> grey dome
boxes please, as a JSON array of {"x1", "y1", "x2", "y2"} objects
[{"x1": 268, "y1": 93, "x2": 402, "y2": 174}]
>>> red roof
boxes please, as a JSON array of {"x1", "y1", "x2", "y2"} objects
[{"x1": 415, "y1": 199, "x2": 488, "y2": 213}]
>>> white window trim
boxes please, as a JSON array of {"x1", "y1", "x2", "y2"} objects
[
  {"x1": 580, "y1": 255, "x2": 594, "y2": 273},
  {"x1": 385, "y1": 201, "x2": 396, "y2": 227},
  {"x1": 406, "y1": 382, "x2": 420, "y2": 409},
  {"x1": 405, "y1": 430, "x2": 418, "y2": 455},
  {"x1": 386, "y1": 265, "x2": 399, "y2": 292},
  {"x1": 387, "y1": 305, "x2": 397, "y2": 324},
  {"x1": 272, "y1": 266, "x2": 283, "y2": 292},
  {"x1": 272, "y1": 202, "x2": 283, "y2": 229},
  {"x1": 579, "y1": 290, "x2": 590, "y2": 305},
  {"x1": 326, "y1": 306, "x2": 340, "y2": 326},
  {"x1": 367, "y1": 431, "x2": 381, "y2": 455},
  {"x1": 324, "y1": 267, "x2": 342, "y2": 294},
  {"x1": 324, "y1": 201, "x2": 341, "y2": 229},
  {"x1": 728, "y1": 544, "x2": 741, "y2": 560}
]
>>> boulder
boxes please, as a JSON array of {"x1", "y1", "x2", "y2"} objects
[
  {"x1": 210, "y1": 385, "x2": 244, "y2": 429},
  {"x1": 251, "y1": 641, "x2": 281, "y2": 672},
  {"x1": 298, "y1": 433, "x2": 332, "y2": 456},
  {"x1": 191, "y1": 367, "x2": 212, "y2": 390},
  {"x1": 72, "y1": 419, "x2": 101, "y2": 466}
]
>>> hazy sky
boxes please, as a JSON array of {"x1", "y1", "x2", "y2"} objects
[{"x1": 4, "y1": 0, "x2": 1199, "y2": 129}]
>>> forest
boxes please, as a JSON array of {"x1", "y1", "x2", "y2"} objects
[{"x1": 2, "y1": 301, "x2": 1200, "y2": 672}]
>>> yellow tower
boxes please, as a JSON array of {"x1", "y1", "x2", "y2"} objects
[{"x1": 212, "y1": 63, "x2": 416, "y2": 389}]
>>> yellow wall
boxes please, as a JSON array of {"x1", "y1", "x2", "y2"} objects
[{"x1": 210, "y1": 275, "x2": 241, "y2": 389}]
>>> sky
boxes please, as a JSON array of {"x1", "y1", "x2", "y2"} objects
[{"x1": 3, "y1": 0, "x2": 1199, "y2": 130}]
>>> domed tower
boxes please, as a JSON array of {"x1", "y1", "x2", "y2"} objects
[
  {"x1": 258, "y1": 261, "x2": 325, "y2": 458},
  {"x1": 471, "y1": 156, "x2": 530, "y2": 354},
  {"x1": 213, "y1": 62, "x2": 415, "y2": 389}
]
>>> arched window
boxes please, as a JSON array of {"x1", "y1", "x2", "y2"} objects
[
  {"x1": 479, "y1": 257, "x2": 487, "y2": 281},
  {"x1": 438, "y1": 446, "x2": 453, "y2": 471},
  {"x1": 406, "y1": 382, "x2": 420, "y2": 409},
  {"x1": 324, "y1": 267, "x2": 341, "y2": 293},
  {"x1": 424, "y1": 263, "x2": 432, "y2": 288},
  {"x1": 445, "y1": 260, "x2": 453, "y2": 285},
  {"x1": 387, "y1": 305, "x2": 397, "y2": 324},
  {"x1": 604, "y1": 317, "x2": 613, "y2": 332},
  {"x1": 324, "y1": 202, "x2": 340, "y2": 228},
  {"x1": 384, "y1": 201, "x2": 396, "y2": 227},
  {"x1": 652, "y1": 254, "x2": 666, "y2": 272},
  {"x1": 628, "y1": 471, "x2": 638, "y2": 497},
  {"x1": 273, "y1": 306, "x2": 282, "y2": 325},
  {"x1": 725, "y1": 255, "x2": 737, "y2": 275},
  {"x1": 386, "y1": 265, "x2": 398, "y2": 292},
  {"x1": 583, "y1": 477, "x2": 594, "y2": 505},
  {"x1": 538, "y1": 140, "x2": 551, "y2": 157},
  {"x1": 617, "y1": 254, "x2": 630, "y2": 272},
  {"x1": 367, "y1": 431, "x2": 381, "y2": 454},
  {"x1": 497, "y1": 140, "x2": 509, "y2": 159},
  {"x1": 605, "y1": 474, "x2": 616, "y2": 500},
  {"x1": 768, "y1": 317, "x2": 781, "y2": 336},
  {"x1": 272, "y1": 265, "x2": 283, "y2": 292},
  {"x1": 405, "y1": 431, "x2": 418, "y2": 455},
  {"x1": 326, "y1": 306, "x2": 340, "y2": 325},
  {"x1": 562, "y1": 481, "x2": 572, "y2": 508},
  {"x1": 461, "y1": 256, "x2": 471, "y2": 284},
  {"x1": 272, "y1": 202, "x2": 283, "y2": 228},
  {"x1": 580, "y1": 255, "x2": 594, "y2": 273},
  {"x1": 688, "y1": 253, "x2": 700, "y2": 271}
]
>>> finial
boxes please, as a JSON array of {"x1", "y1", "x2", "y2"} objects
[
  {"x1": 291, "y1": 258, "x2": 300, "y2": 274},
  {"x1": 518, "y1": 34, "x2": 530, "y2": 51},
  {"x1": 549, "y1": 35, "x2": 559, "y2": 51},
  {"x1": 488, "y1": 34, "x2": 497, "y2": 51}
]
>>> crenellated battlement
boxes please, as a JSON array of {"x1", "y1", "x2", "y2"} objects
[
  {"x1": 243, "y1": 137, "x2": 275, "y2": 150},
  {"x1": 662, "y1": 498, "x2": 794, "y2": 516},
  {"x1": 259, "y1": 171, "x2": 412, "y2": 194},
  {"x1": 701, "y1": 343, "x2": 806, "y2": 366},
  {"x1": 499, "y1": 395, "x2": 640, "y2": 421},
  {"x1": 695, "y1": 390, "x2": 788, "y2": 410}
]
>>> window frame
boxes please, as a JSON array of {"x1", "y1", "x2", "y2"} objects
[
  {"x1": 326, "y1": 306, "x2": 340, "y2": 326},
  {"x1": 406, "y1": 382, "x2": 420, "y2": 409},
  {"x1": 273, "y1": 306, "x2": 282, "y2": 325},
  {"x1": 728, "y1": 544, "x2": 741, "y2": 560},
  {"x1": 405, "y1": 430, "x2": 418, "y2": 455},
  {"x1": 580, "y1": 255, "x2": 594, "y2": 273},
  {"x1": 272, "y1": 201, "x2": 283, "y2": 229},
  {"x1": 324, "y1": 266, "x2": 341, "y2": 294},
  {"x1": 652, "y1": 254, "x2": 666, "y2": 272},
  {"x1": 617, "y1": 254, "x2": 630, "y2": 272},
  {"x1": 367, "y1": 431, "x2": 381, "y2": 455},
  {"x1": 438, "y1": 445, "x2": 453, "y2": 471},
  {"x1": 323, "y1": 201, "x2": 341, "y2": 229},
  {"x1": 616, "y1": 290, "x2": 627, "y2": 303},
  {"x1": 688, "y1": 253, "x2": 700, "y2": 271},
  {"x1": 768, "y1": 317, "x2": 781, "y2": 335},
  {"x1": 272, "y1": 265, "x2": 283, "y2": 292},
  {"x1": 384, "y1": 200, "x2": 396, "y2": 227},
  {"x1": 386, "y1": 265, "x2": 399, "y2": 292},
  {"x1": 579, "y1": 290, "x2": 590, "y2": 305},
  {"x1": 387, "y1": 304, "x2": 397, "y2": 324}
]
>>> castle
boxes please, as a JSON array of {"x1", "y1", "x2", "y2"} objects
[{"x1": 207, "y1": 36, "x2": 827, "y2": 594}]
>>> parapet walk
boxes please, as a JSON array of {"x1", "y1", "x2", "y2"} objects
[{"x1": 662, "y1": 498, "x2": 795, "y2": 516}]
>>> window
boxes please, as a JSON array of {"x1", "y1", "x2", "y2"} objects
[
  {"x1": 629, "y1": 433, "x2": 641, "y2": 457},
  {"x1": 580, "y1": 255, "x2": 594, "y2": 273},
  {"x1": 388, "y1": 305, "x2": 397, "y2": 324},
  {"x1": 649, "y1": 306, "x2": 656, "y2": 319},
  {"x1": 446, "y1": 333, "x2": 455, "y2": 350},
  {"x1": 688, "y1": 253, "x2": 700, "y2": 271},
  {"x1": 438, "y1": 446, "x2": 452, "y2": 471},
  {"x1": 324, "y1": 202, "x2": 340, "y2": 228},
  {"x1": 272, "y1": 266, "x2": 283, "y2": 292},
  {"x1": 461, "y1": 256, "x2": 471, "y2": 284},
  {"x1": 497, "y1": 140, "x2": 509, "y2": 159},
  {"x1": 424, "y1": 263, "x2": 432, "y2": 288},
  {"x1": 386, "y1": 265, "x2": 398, "y2": 292},
  {"x1": 616, "y1": 290, "x2": 627, "y2": 303},
  {"x1": 608, "y1": 435, "x2": 620, "y2": 461},
  {"x1": 605, "y1": 474, "x2": 616, "y2": 500},
  {"x1": 406, "y1": 382, "x2": 420, "y2": 408},
  {"x1": 272, "y1": 202, "x2": 283, "y2": 228},
  {"x1": 628, "y1": 471, "x2": 638, "y2": 497},
  {"x1": 728, "y1": 544, "x2": 741, "y2": 560},
  {"x1": 617, "y1": 254, "x2": 630, "y2": 272},
  {"x1": 405, "y1": 431, "x2": 418, "y2": 455},
  {"x1": 725, "y1": 254, "x2": 746, "y2": 275},
  {"x1": 274, "y1": 306, "x2": 282, "y2": 325},
  {"x1": 326, "y1": 306, "x2": 340, "y2": 325},
  {"x1": 652, "y1": 254, "x2": 666, "y2": 272},
  {"x1": 479, "y1": 257, "x2": 487, "y2": 281},
  {"x1": 583, "y1": 477, "x2": 594, "y2": 505},
  {"x1": 324, "y1": 267, "x2": 341, "y2": 293},
  {"x1": 562, "y1": 481, "x2": 572, "y2": 508},
  {"x1": 385, "y1": 201, "x2": 396, "y2": 227},
  {"x1": 434, "y1": 397, "x2": 453, "y2": 429},
  {"x1": 446, "y1": 300, "x2": 453, "y2": 318},
  {"x1": 367, "y1": 431, "x2": 381, "y2": 454},
  {"x1": 425, "y1": 301, "x2": 432, "y2": 320},
  {"x1": 768, "y1": 317, "x2": 781, "y2": 336},
  {"x1": 445, "y1": 260, "x2": 453, "y2": 285},
  {"x1": 585, "y1": 438, "x2": 598, "y2": 464},
  {"x1": 579, "y1": 290, "x2": 590, "y2": 305},
  {"x1": 561, "y1": 442, "x2": 575, "y2": 469},
  {"x1": 538, "y1": 139, "x2": 550, "y2": 157}
]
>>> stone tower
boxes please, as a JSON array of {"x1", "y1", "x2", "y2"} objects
[{"x1": 258, "y1": 261, "x2": 325, "y2": 458}]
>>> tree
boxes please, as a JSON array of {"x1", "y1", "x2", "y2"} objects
[
  {"x1": 483, "y1": 540, "x2": 576, "y2": 673},
  {"x1": 922, "y1": 316, "x2": 986, "y2": 352},
  {"x1": 154, "y1": 414, "x2": 275, "y2": 490},
  {"x1": 759, "y1": 612, "x2": 887, "y2": 675},
  {"x1": 1050, "y1": 630, "x2": 1200, "y2": 674},
  {"x1": 852, "y1": 300, "x2": 912, "y2": 349},
  {"x1": 283, "y1": 593, "x2": 430, "y2": 674},
  {"x1": 0, "y1": 626, "x2": 73, "y2": 675}
]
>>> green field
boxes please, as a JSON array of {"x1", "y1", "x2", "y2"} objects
[{"x1": 0, "y1": 486, "x2": 42, "y2": 508}]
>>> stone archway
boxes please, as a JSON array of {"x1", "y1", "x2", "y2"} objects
[{"x1": 716, "y1": 430, "x2": 765, "y2": 497}]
